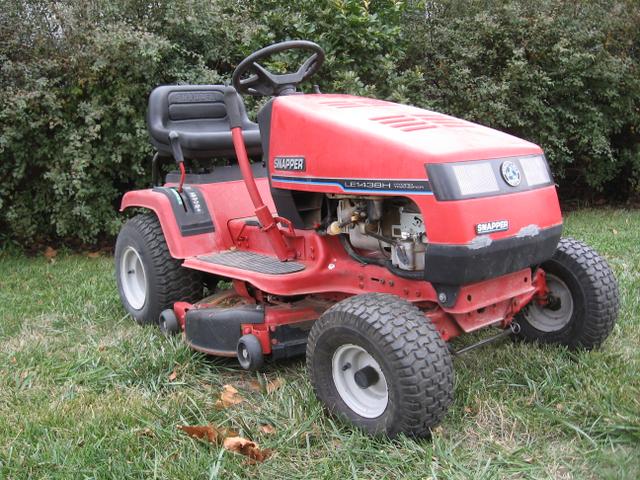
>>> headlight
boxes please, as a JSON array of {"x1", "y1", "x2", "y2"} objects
[
  {"x1": 426, "y1": 154, "x2": 553, "y2": 200},
  {"x1": 451, "y1": 162, "x2": 499, "y2": 196},
  {"x1": 519, "y1": 154, "x2": 551, "y2": 186}
]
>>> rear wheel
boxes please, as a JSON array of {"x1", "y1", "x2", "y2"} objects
[
  {"x1": 306, "y1": 293, "x2": 453, "y2": 438},
  {"x1": 115, "y1": 213, "x2": 203, "y2": 325},
  {"x1": 517, "y1": 237, "x2": 619, "y2": 349}
]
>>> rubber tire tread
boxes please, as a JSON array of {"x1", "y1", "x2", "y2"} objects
[
  {"x1": 518, "y1": 237, "x2": 619, "y2": 349},
  {"x1": 115, "y1": 213, "x2": 203, "y2": 325},
  {"x1": 306, "y1": 293, "x2": 454, "y2": 438}
]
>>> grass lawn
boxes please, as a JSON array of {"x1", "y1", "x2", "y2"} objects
[{"x1": 0, "y1": 208, "x2": 638, "y2": 479}]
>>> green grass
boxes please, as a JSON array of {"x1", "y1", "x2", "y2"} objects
[{"x1": 1, "y1": 208, "x2": 639, "y2": 479}]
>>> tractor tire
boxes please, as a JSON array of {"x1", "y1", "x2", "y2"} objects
[
  {"x1": 517, "y1": 237, "x2": 619, "y2": 349},
  {"x1": 115, "y1": 213, "x2": 203, "y2": 325},
  {"x1": 306, "y1": 293, "x2": 453, "y2": 438}
]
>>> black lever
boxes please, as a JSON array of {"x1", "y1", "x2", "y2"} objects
[
  {"x1": 168, "y1": 131, "x2": 186, "y2": 192},
  {"x1": 223, "y1": 87, "x2": 243, "y2": 129}
]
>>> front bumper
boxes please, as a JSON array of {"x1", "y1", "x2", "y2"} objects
[{"x1": 424, "y1": 224, "x2": 562, "y2": 286}]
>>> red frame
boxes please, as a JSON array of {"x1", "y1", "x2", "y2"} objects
[{"x1": 121, "y1": 93, "x2": 561, "y2": 351}]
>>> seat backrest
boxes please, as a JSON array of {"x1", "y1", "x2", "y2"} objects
[{"x1": 147, "y1": 85, "x2": 262, "y2": 159}]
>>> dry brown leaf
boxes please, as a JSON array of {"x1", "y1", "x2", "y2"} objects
[
  {"x1": 10, "y1": 357, "x2": 16, "y2": 364},
  {"x1": 177, "y1": 424, "x2": 238, "y2": 445},
  {"x1": 86, "y1": 251, "x2": 101, "y2": 258},
  {"x1": 178, "y1": 425, "x2": 221, "y2": 444},
  {"x1": 259, "y1": 424, "x2": 276, "y2": 435},
  {"x1": 215, "y1": 384, "x2": 244, "y2": 408},
  {"x1": 98, "y1": 345, "x2": 107, "y2": 352},
  {"x1": 265, "y1": 378, "x2": 284, "y2": 394},
  {"x1": 223, "y1": 436, "x2": 271, "y2": 462},
  {"x1": 135, "y1": 427, "x2": 154, "y2": 437},
  {"x1": 168, "y1": 370, "x2": 178, "y2": 382},
  {"x1": 248, "y1": 380, "x2": 262, "y2": 392},
  {"x1": 247, "y1": 377, "x2": 282, "y2": 394},
  {"x1": 44, "y1": 246, "x2": 57, "y2": 261}
]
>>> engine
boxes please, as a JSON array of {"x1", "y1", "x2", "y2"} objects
[{"x1": 328, "y1": 196, "x2": 427, "y2": 271}]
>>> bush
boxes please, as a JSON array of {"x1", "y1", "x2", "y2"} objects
[{"x1": 0, "y1": 0, "x2": 638, "y2": 246}]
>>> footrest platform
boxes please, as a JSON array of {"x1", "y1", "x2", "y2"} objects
[{"x1": 197, "y1": 250, "x2": 305, "y2": 275}]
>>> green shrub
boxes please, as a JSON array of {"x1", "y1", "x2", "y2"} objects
[{"x1": 0, "y1": 0, "x2": 638, "y2": 246}]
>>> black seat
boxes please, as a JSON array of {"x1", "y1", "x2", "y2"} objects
[{"x1": 147, "y1": 85, "x2": 262, "y2": 159}]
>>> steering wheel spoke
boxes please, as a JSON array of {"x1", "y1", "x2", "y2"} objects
[
  {"x1": 232, "y1": 40, "x2": 325, "y2": 96},
  {"x1": 296, "y1": 52, "x2": 319, "y2": 77}
]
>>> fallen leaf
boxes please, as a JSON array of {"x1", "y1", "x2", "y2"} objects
[
  {"x1": 463, "y1": 406, "x2": 472, "y2": 414},
  {"x1": 98, "y1": 345, "x2": 106, "y2": 352},
  {"x1": 265, "y1": 378, "x2": 284, "y2": 394},
  {"x1": 247, "y1": 376, "x2": 284, "y2": 394},
  {"x1": 44, "y1": 246, "x2": 57, "y2": 261},
  {"x1": 259, "y1": 424, "x2": 276, "y2": 435},
  {"x1": 215, "y1": 384, "x2": 244, "y2": 408},
  {"x1": 86, "y1": 251, "x2": 101, "y2": 258},
  {"x1": 168, "y1": 370, "x2": 178, "y2": 382},
  {"x1": 10, "y1": 357, "x2": 16, "y2": 364},
  {"x1": 135, "y1": 427, "x2": 154, "y2": 437},
  {"x1": 248, "y1": 380, "x2": 262, "y2": 392},
  {"x1": 177, "y1": 424, "x2": 238, "y2": 444},
  {"x1": 223, "y1": 436, "x2": 271, "y2": 462}
]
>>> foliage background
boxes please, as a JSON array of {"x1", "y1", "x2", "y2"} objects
[{"x1": 1, "y1": 0, "x2": 639, "y2": 245}]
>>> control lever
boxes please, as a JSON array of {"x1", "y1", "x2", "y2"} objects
[
  {"x1": 224, "y1": 86, "x2": 294, "y2": 261},
  {"x1": 168, "y1": 131, "x2": 186, "y2": 193}
]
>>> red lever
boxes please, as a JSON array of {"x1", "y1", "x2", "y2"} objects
[{"x1": 230, "y1": 127, "x2": 293, "y2": 261}]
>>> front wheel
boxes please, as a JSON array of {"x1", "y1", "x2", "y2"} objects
[
  {"x1": 306, "y1": 293, "x2": 454, "y2": 438},
  {"x1": 115, "y1": 213, "x2": 203, "y2": 325},
  {"x1": 517, "y1": 237, "x2": 619, "y2": 349}
]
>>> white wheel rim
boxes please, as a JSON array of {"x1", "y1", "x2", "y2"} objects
[
  {"x1": 331, "y1": 344, "x2": 388, "y2": 418},
  {"x1": 524, "y1": 273, "x2": 574, "y2": 332},
  {"x1": 120, "y1": 246, "x2": 147, "y2": 310}
]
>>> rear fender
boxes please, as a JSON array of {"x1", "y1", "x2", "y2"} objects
[{"x1": 120, "y1": 189, "x2": 216, "y2": 259}]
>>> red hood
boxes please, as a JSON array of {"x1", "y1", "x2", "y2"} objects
[{"x1": 269, "y1": 94, "x2": 541, "y2": 180}]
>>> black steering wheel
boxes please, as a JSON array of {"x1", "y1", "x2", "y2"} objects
[{"x1": 232, "y1": 40, "x2": 325, "y2": 97}]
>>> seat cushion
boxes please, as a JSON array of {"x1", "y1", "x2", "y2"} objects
[{"x1": 148, "y1": 85, "x2": 262, "y2": 159}]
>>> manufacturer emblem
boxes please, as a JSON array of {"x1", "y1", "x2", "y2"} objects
[
  {"x1": 476, "y1": 220, "x2": 509, "y2": 235},
  {"x1": 500, "y1": 161, "x2": 521, "y2": 187},
  {"x1": 274, "y1": 156, "x2": 305, "y2": 171}
]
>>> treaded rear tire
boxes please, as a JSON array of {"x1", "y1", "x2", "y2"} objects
[
  {"x1": 517, "y1": 237, "x2": 619, "y2": 349},
  {"x1": 306, "y1": 293, "x2": 454, "y2": 438},
  {"x1": 115, "y1": 213, "x2": 203, "y2": 325}
]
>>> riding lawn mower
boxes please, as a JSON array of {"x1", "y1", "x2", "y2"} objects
[{"x1": 115, "y1": 41, "x2": 619, "y2": 437}]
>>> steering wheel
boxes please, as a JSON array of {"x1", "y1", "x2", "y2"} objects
[{"x1": 232, "y1": 40, "x2": 325, "y2": 97}]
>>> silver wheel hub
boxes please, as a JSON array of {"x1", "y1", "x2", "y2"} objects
[
  {"x1": 524, "y1": 273, "x2": 574, "y2": 332},
  {"x1": 120, "y1": 246, "x2": 147, "y2": 310},
  {"x1": 332, "y1": 344, "x2": 388, "y2": 418}
]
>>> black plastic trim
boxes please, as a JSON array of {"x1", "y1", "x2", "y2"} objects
[
  {"x1": 426, "y1": 155, "x2": 554, "y2": 201},
  {"x1": 185, "y1": 305, "x2": 264, "y2": 355},
  {"x1": 165, "y1": 163, "x2": 267, "y2": 184},
  {"x1": 152, "y1": 186, "x2": 215, "y2": 236},
  {"x1": 423, "y1": 224, "x2": 563, "y2": 285}
]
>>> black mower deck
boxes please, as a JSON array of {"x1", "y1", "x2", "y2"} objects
[{"x1": 197, "y1": 250, "x2": 305, "y2": 275}]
